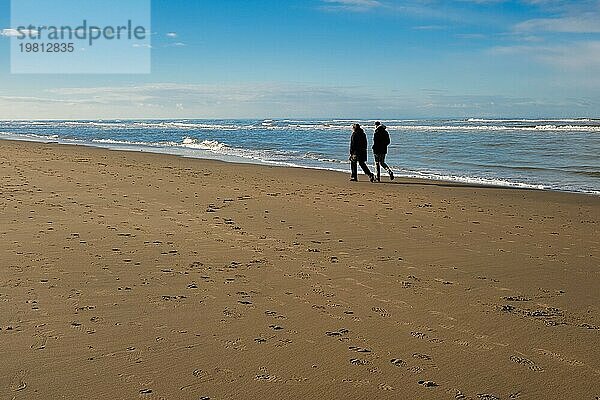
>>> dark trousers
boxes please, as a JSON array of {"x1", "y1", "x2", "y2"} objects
[
  {"x1": 351, "y1": 160, "x2": 372, "y2": 179},
  {"x1": 374, "y1": 154, "x2": 391, "y2": 180}
]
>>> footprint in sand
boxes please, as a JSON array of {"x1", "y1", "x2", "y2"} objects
[
  {"x1": 255, "y1": 374, "x2": 279, "y2": 382},
  {"x1": 580, "y1": 323, "x2": 600, "y2": 330},
  {"x1": 535, "y1": 348, "x2": 584, "y2": 367},
  {"x1": 446, "y1": 389, "x2": 467, "y2": 399},
  {"x1": 418, "y1": 380, "x2": 438, "y2": 388},
  {"x1": 10, "y1": 370, "x2": 28, "y2": 392},
  {"x1": 503, "y1": 295, "x2": 531, "y2": 302},
  {"x1": 265, "y1": 310, "x2": 287, "y2": 320},
  {"x1": 390, "y1": 359, "x2": 405, "y2": 367},
  {"x1": 410, "y1": 331, "x2": 428, "y2": 339},
  {"x1": 477, "y1": 394, "x2": 500, "y2": 400},
  {"x1": 350, "y1": 358, "x2": 369, "y2": 366},
  {"x1": 413, "y1": 353, "x2": 432, "y2": 361},
  {"x1": 349, "y1": 346, "x2": 371, "y2": 353},
  {"x1": 371, "y1": 307, "x2": 390, "y2": 317},
  {"x1": 275, "y1": 338, "x2": 293, "y2": 348},
  {"x1": 223, "y1": 308, "x2": 242, "y2": 319},
  {"x1": 190, "y1": 369, "x2": 215, "y2": 384},
  {"x1": 408, "y1": 366, "x2": 425, "y2": 374},
  {"x1": 31, "y1": 334, "x2": 48, "y2": 350},
  {"x1": 326, "y1": 328, "x2": 349, "y2": 337},
  {"x1": 510, "y1": 355, "x2": 544, "y2": 372},
  {"x1": 379, "y1": 383, "x2": 394, "y2": 391}
]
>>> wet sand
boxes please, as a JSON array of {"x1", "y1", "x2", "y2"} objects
[{"x1": 1, "y1": 139, "x2": 599, "y2": 399}]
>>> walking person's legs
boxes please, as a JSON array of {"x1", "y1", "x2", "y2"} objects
[
  {"x1": 383, "y1": 160, "x2": 394, "y2": 180},
  {"x1": 350, "y1": 160, "x2": 358, "y2": 181},
  {"x1": 377, "y1": 154, "x2": 394, "y2": 181},
  {"x1": 359, "y1": 161, "x2": 375, "y2": 182}
]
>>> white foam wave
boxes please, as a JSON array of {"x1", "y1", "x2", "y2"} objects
[
  {"x1": 467, "y1": 118, "x2": 594, "y2": 123},
  {"x1": 180, "y1": 137, "x2": 298, "y2": 165},
  {"x1": 3, "y1": 119, "x2": 599, "y2": 133},
  {"x1": 302, "y1": 152, "x2": 345, "y2": 164},
  {"x1": 397, "y1": 169, "x2": 548, "y2": 190},
  {"x1": 385, "y1": 124, "x2": 600, "y2": 132},
  {"x1": 394, "y1": 170, "x2": 599, "y2": 195},
  {"x1": 182, "y1": 138, "x2": 228, "y2": 150},
  {"x1": 91, "y1": 138, "x2": 163, "y2": 146},
  {"x1": 0, "y1": 131, "x2": 62, "y2": 141}
]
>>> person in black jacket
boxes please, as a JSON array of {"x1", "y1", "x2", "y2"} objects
[
  {"x1": 349, "y1": 123, "x2": 375, "y2": 182},
  {"x1": 372, "y1": 121, "x2": 394, "y2": 182}
]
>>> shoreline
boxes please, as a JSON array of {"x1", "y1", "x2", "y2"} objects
[
  {"x1": 1, "y1": 139, "x2": 599, "y2": 399},
  {"x1": 1, "y1": 136, "x2": 598, "y2": 197}
]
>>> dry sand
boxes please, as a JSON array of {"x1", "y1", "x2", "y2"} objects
[{"x1": 1, "y1": 139, "x2": 599, "y2": 399}]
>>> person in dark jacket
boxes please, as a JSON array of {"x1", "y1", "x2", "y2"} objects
[
  {"x1": 349, "y1": 123, "x2": 375, "y2": 182},
  {"x1": 372, "y1": 121, "x2": 394, "y2": 182}
]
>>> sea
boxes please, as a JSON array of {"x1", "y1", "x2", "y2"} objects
[{"x1": 1, "y1": 118, "x2": 599, "y2": 195}]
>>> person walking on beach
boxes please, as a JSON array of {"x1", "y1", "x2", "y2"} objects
[
  {"x1": 349, "y1": 123, "x2": 375, "y2": 182},
  {"x1": 372, "y1": 121, "x2": 394, "y2": 182}
]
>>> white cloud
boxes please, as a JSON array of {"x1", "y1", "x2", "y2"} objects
[
  {"x1": 511, "y1": 0, "x2": 600, "y2": 33},
  {"x1": 491, "y1": 41, "x2": 600, "y2": 70},
  {"x1": 413, "y1": 25, "x2": 447, "y2": 30},
  {"x1": 320, "y1": 0, "x2": 383, "y2": 12},
  {"x1": 166, "y1": 32, "x2": 178, "y2": 38},
  {"x1": 455, "y1": 33, "x2": 487, "y2": 39},
  {"x1": 0, "y1": 95, "x2": 91, "y2": 105},
  {"x1": 515, "y1": 13, "x2": 600, "y2": 33},
  {"x1": 323, "y1": 0, "x2": 382, "y2": 6},
  {"x1": 2, "y1": 82, "x2": 597, "y2": 119},
  {"x1": 30, "y1": 83, "x2": 391, "y2": 118},
  {"x1": 415, "y1": 91, "x2": 599, "y2": 117}
]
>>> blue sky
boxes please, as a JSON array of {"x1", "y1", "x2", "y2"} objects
[{"x1": 0, "y1": 0, "x2": 599, "y2": 119}]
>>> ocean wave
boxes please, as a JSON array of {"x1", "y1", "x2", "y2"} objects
[
  {"x1": 571, "y1": 170, "x2": 600, "y2": 178},
  {"x1": 393, "y1": 168, "x2": 596, "y2": 194},
  {"x1": 397, "y1": 169, "x2": 549, "y2": 190},
  {"x1": 179, "y1": 137, "x2": 302, "y2": 166},
  {"x1": 182, "y1": 138, "x2": 228, "y2": 150},
  {"x1": 302, "y1": 151, "x2": 346, "y2": 164},
  {"x1": 91, "y1": 138, "x2": 169, "y2": 146},
  {"x1": 466, "y1": 118, "x2": 595, "y2": 123},
  {"x1": 2, "y1": 119, "x2": 599, "y2": 133},
  {"x1": 0, "y1": 131, "x2": 60, "y2": 141},
  {"x1": 385, "y1": 124, "x2": 600, "y2": 132}
]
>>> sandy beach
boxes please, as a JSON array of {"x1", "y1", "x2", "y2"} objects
[{"x1": 0, "y1": 139, "x2": 598, "y2": 399}]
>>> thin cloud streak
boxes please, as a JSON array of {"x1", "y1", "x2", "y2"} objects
[
  {"x1": 320, "y1": 0, "x2": 383, "y2": 12},
  {"x1": 515, "y1": 13, "x2": 600, "y2": 33},
  {"x1": 490, "y1": 41, "x2": 600, "y2": 70}
]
